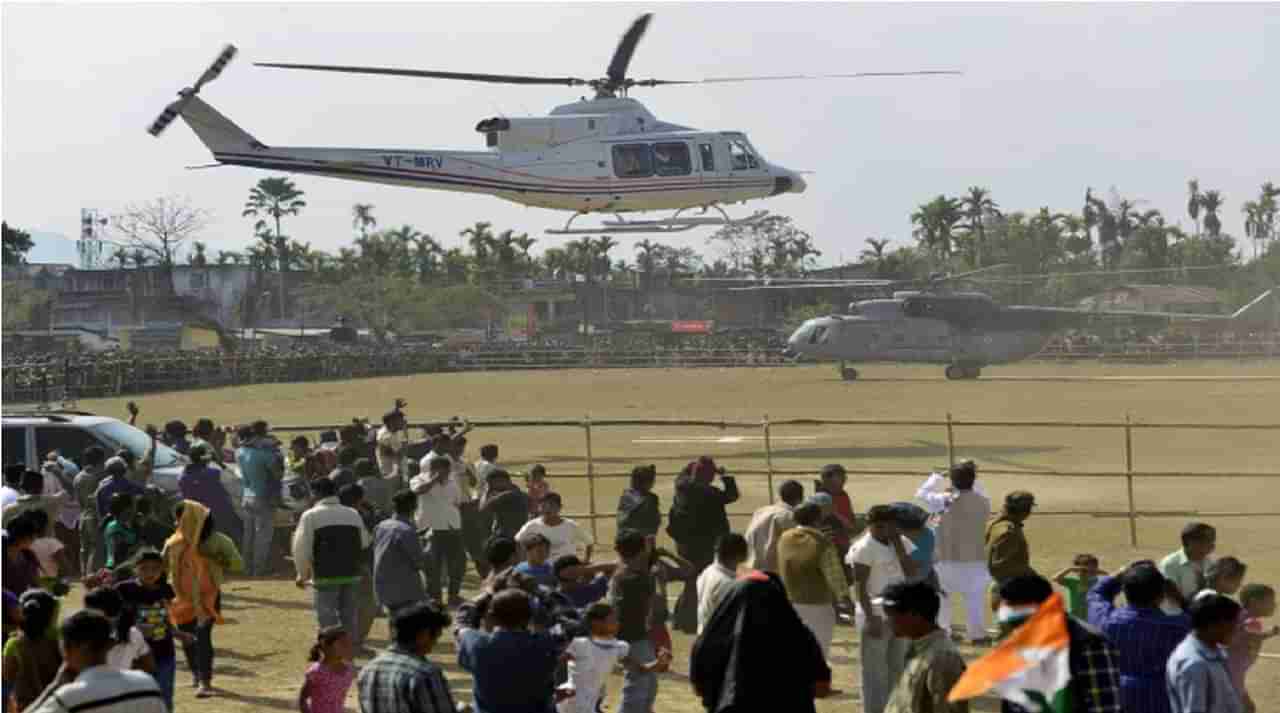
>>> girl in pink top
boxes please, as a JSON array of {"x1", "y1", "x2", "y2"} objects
[
  {"x1": 299, "y1": 626, "x2": 356, "y2": 713},
  {"x1": 1229, "y1": 584, "x2": 1278, "y2": 713}
]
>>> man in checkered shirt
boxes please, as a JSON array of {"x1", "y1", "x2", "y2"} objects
[
  {"x1": 999, "y1": 575, "x2": 1123, "y2": 713},
  {"x1": 358, "y1": 602, "x2": 460, "y2": 713}
]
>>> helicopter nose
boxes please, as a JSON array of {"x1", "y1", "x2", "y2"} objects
[{"x1": 771, "y1": 170, "x2": 806, "y2": 195}]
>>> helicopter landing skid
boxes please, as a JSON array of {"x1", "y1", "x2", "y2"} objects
[{"x1": 545, "y1": 207, "x2": 770, "y2": 235}]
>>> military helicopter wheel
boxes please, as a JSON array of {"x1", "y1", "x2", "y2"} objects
[
  {"x1": 945, "y1": 364, "x2": 966, "y2": 380},
  {"x1": 841, "y1": 367, "x2": 860, "y2": 381},
  {"x1": 965, "y1": 365, "x2": 983, "y2": 379}
]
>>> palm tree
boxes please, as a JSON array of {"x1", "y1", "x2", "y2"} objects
[
  {"x1": 409, "y1": 233, "x2": 442, "y2": 284},
  {"x1": 512, "y1": 234, "x2": 538, "y2": 269},
  {"x1": 1187, "y1": 179, "x2": 1202, "y2": 237},
  {"x1": 1200, "y1": 190, "x2": 1224, "y2": 237},
  {"x1": 592, "y1": 236, "x2": 617, "y2": 279},
  {"x1": 460, "y1": 222, "x2": 495, "y2": 283},
  {"x1": 1086, "y1": 190, "x2": 1118, "y2": 269},
  {"x1": 911, "y1": 195, "x2": 963, "y2": 261},
  {"x1": 243, "y1": 177, "x2": 307, "y2": 317},
  {"x1": 860, "y1": 237, "x2": 890, "y2": 263},
  {"x1": 961, "y1": 186, "x2": 999, "y2": 266},
  {"x1": 634, "y1": 239, "x2": 662, "y2": 291},
  {"x1": 493, "y1": 230, "x2": 521, "y2": 283},
  {"x1": 352, "y1": 203, "x2": 377, "y2": 239}
]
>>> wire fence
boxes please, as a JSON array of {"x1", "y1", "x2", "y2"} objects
[
  {"x1": 265, "y1": 414, "x2": 1280, "y2": 548},
  {"x1": 4, "y1": 339, "x2": 1279, "y2": 404}
]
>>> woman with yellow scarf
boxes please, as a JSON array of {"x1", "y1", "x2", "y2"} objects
[{"x1": 163, "y1": 500, "x2": 243, "y2": 699}]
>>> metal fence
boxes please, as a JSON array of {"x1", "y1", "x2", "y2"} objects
[
  {"x1": 6, "y1": 339, "x2": 1280, "y2": 404},
  {"x1": 266, "y1": 414, "x2": 1280, "y2": 548}
]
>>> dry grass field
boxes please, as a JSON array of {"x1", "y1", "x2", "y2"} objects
[{"x1": 74, "y1": 361, "x2": 1280, "y2": 712}]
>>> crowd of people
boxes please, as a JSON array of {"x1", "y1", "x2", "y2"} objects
[
  {"x1": 2, "y1": 404, "x2": 1277, "y2": 713},
  {"x1": 1, "y1": 332, "x2": 793, "y2": 403}
]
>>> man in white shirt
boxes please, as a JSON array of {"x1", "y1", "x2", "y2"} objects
[
  {"x1": 515, "y1": 492, "x2": 593, "y2": 562},
  {"x1": 26, "y1": 610, "x2": 167, "y2": 713},
  {"x1": 846, "y1": 504, "x2": 918, "y2": 713},
  {"x1": 375, "y1": 409, "x2": 408, "y2": 482},
  {"x1": 695, "y1": 533, "x2": 747, "y2": 634},
  {"x1": 474, "y1": 444, "x2": 501, "y2": 493},
  {"x1": 411, "y1": 454, "x2": 467, "y2": 607},
  {"x1": 743, "y1": 480, "x2": 803, "y2": 572},
  {"x1": 916, "y1": 459, "x2": 992, "y2": 644}
]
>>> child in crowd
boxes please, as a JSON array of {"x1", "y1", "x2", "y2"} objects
[
  {"x1": 117, "y1": 549, "x2": 189, "y2": 709},
  {"x1": 527, "y1": 464, "x2": 550, "y2": 518},
  {"x1": 1053, "y1": 553, "x2": 1107, "y2": 620},
  {"x1": 133, "y1": 497, "x2": 172, "y2": 551},
  {"x1": 83, "y1": 586, "x2": 155, "y2": 673},
  {"x1": 1167, "y1": 593, "x2": 1243, "y2": 713},
  {"x1": 557, "y1": 602, "x2": 671, "y2": 713},
  {"x1": 1, "y1": 589, "x2": 62, "y2": 711},
  {"x1": 1203, "y1": 556, "x2": 1247, "y2": 598},
  {"x1": 516, "y1": 532, "x2": 557, "y2": 588},
  {"x1": 1229, "y1": 584, "x2": 1277, "y2": 713},
  {"x1": 645, "y1": 534, "x2": 695, "y2": 655},
  {"x1": 103, "y1": 493, "x2": 139, "y2": 569},
  {"x1": 298, "y1": 625, "x2": 356, "y2": 713},
  {"x1": 26, "y1": 510, "x2": 72, "y2": 594}
]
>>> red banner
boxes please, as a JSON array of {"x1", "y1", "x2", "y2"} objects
[{"x1": 670, "y1": 320, "x2": 713, "y2": 334}]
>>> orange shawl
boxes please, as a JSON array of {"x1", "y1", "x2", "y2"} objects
[{"x1": 164, "y1": 500, "x2": 223, "y2": 626}]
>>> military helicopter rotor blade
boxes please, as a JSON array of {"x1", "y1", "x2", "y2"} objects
[
  {"x1": 675, "y1": 70, "x2": 963, "y2": 85},
  {"x1": 253, "y1": 62, "x2": 590, "y2": 87}
]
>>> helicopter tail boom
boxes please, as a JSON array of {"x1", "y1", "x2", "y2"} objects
[{"x1": 177, "y1": 95, "x2": 268, "y2": 156}]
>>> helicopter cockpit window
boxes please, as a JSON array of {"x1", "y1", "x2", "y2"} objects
[
  {"x1": 808, "y1": 325, "x2": 828, "y2": 345},
  {"x1": 612, "y1": 144, "x2": 653, "y2": 178},
  {"x1": 728, "y1": 140, "x2": 759, "y2": 171},
  {"x1": 699, "y1": 143, "x2": 715, "y2": 171},
  {"x1": 653, "y1": 143, "x2": 692, "y2": 176}
]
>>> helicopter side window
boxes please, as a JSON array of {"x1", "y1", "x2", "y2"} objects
[
  {"x1": 728, "y1": 140, "x2": 758, "y2": 171},
  {"x1": 653, "y1": 142, "x2": 691, "y2": 177},
  {"x1": 612, "y1": 144, "x2": 653, "y2": 178},
  {"x1": 808, "y1": 325, "x2": 828, "y2": 345},
  {"x1": 699, "y1": 143, "x2": 715, "y2": 171}
]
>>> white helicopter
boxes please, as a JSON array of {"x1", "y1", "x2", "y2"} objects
[{"x1": 148, "y1": 14, "x2": 957, "y2": 235}]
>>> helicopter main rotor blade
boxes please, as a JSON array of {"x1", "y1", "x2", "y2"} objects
[
  {"x1": 689, "y1": 70, "x2": 963, "y2": 84},
  {"x1": 254, "y1": 62, "x2": 588, "y2": 87},
  {"x1": 607, "y1": 13, "x2": 652, "y2": 84}
]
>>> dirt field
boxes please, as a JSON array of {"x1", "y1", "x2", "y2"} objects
[{"x1": 75, "y1": 361, "x2": 1280, "y2": 712}]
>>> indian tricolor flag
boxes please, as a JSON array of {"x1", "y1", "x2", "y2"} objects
[{"x1": 948, "y1": 592, "x2": 1072, "y2": 713}]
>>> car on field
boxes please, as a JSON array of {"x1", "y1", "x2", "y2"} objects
[{"x1": 1, "y1": 410, "x2": 245, "y2": 518}]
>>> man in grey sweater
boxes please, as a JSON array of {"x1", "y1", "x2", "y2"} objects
[{"x1": 373, "y1": 490, "x2": 429, "y2": 627}]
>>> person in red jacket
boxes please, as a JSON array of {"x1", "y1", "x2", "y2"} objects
[{"x1": 815, "y1": 464, "x2": 855, "y2": 554}]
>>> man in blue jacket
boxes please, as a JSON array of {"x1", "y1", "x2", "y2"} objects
[{"x1": 237, "y1": 420, "x2": 283, "y2": 576}]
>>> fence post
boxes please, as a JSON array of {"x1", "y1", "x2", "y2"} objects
[
  {"x1": 763, "y1": 413, "x2": 775, "y2": 503},
  {"x1": 584, "y1": 414, "x2": 598, "y2": 542},
  {"x1": 945, "y1": 412, "x2": 956, "y2": 468},
  {"x1": 1124, "y1": 412, "x2": 1138, "y2": 547}
]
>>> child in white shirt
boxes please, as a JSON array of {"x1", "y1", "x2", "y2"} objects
[{"x1": 557, "y1": 602, "x2": 670, "y2": 713}]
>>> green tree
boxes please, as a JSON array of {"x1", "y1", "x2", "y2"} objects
[
  {"x1": 1200, "y1": 189, "x2": 1224, "y2": 237},
  {"x1": 352, "y1": 203, "x2": 377, "y2": 239},
  {"x1": 2, "y1": 282, "x2": 50, "y2": 329},
  {"x1": 2, "y1": 222, "x2": 34, "y2": 265},
  {"x1": 1187, "y1": 178, "x2": 1202, "y2": 237},
  {"x1": 189, "y1": 241, "x2": 208, "y2": 267},
  {"x1": 960, "y1": 186, "x2": 999, "y2": 267},
  {"x1": 460, "y1": 221, "x2": 495, "y2": 282},
  {"x1": 242, "y1": 177, "x2": 307, "y2": 317},
  {"x1": 911, "y1": 195, "x2": 963, "y2": 261}
]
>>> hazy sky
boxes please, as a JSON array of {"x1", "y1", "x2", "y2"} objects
[{"x1": 3, "y1": 2, "x2": 1277, "y2": 265}]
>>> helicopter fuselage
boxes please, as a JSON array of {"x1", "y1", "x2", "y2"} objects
[{"x1": 192, "y1": 96, "x2": 805, "y2": 214}]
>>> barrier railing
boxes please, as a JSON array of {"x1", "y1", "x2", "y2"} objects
[
  {"x1": 268, "y1": 414, "x2": 1280, "y2": 547},
  {"x1": 5, "y1": 339, "x2": 1279, "y2": 402}
]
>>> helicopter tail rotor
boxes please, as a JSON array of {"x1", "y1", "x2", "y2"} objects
[{"x1": 148, "y1": 44, "x2": 238, "y2": 137}]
